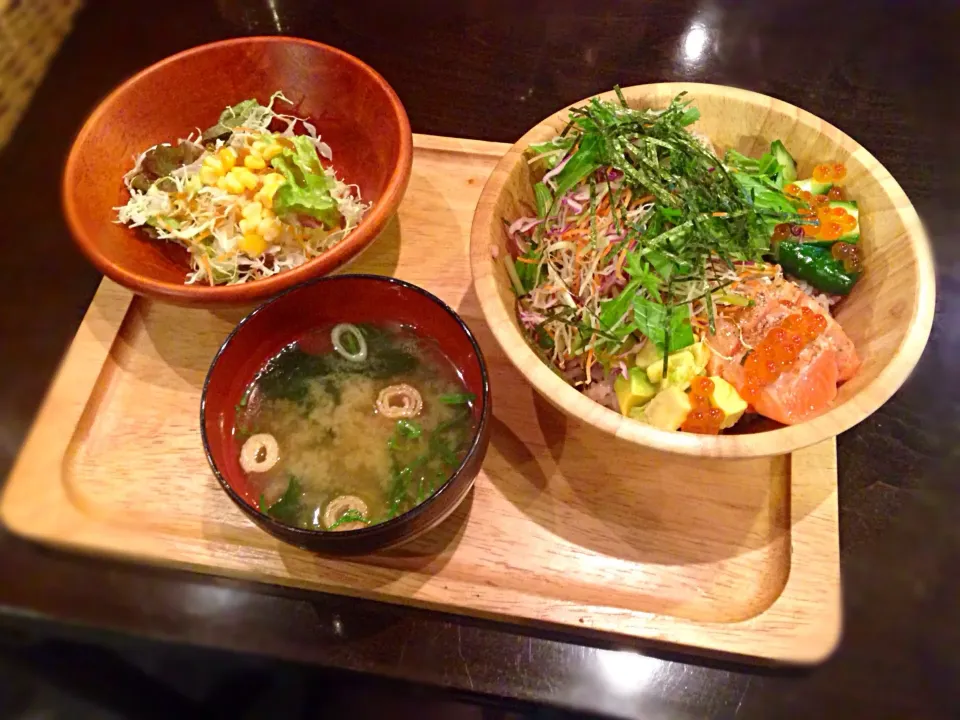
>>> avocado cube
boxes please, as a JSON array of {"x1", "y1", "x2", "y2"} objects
[
  {"x1": 614, "y1": 366, "x2": 657, "y2": 416},
  {"x1": 646, "y1": 350, "x2": 699, "y2": 390},
  {"x1": 628, "y1": 407, "x2": 647, "y2": 422},
  {"x1": 644, "y1": 387, "x2": 693, "y2": 431},
  {"x1": 687, "y1": 341, "x2": 712, "y2": 370},
  {"x1": 634, "y1": 341, "x2": 662, "y2": 369},
  {"x1": 708, "y1": 376, "x2": 748, "y2": 429}
]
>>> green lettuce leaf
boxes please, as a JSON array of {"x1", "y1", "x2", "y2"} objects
[
  {"x1": 270, "y1": 136, "x2": 340, "y2": 227},
  {"x1": 130, "y1": 141, "x2": 204, "y2": 193},
  {"x1": 201, "y1": 99, "x2": 265, "y2": 142},
  {"x1": 633, "y1": 297, "x2": 694, "y2": 353}
]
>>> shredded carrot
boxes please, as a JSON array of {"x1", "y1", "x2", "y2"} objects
[
  {"x1": 516, "y1": 256, "x2": 539, "y2": 264},
  {"x1": 199, "y1": 255, "x2": 215, "y2": 286},
  {"x1": 596, "y1": 195, "x2": 611, "y2": 217},
  {"x1": 632, "y1": 194, "x2": 655, "y2": 207},
  {"x1": 711, "y1": 212, "x2": 728, "y2": 218},
  {"x1": 615, "y1": 248, "x2": 628, "y2": 278}
]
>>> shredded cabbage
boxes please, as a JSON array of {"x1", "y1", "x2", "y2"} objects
[{"x1": 115, "y1": 92, "x2": 370, "y2": 286}]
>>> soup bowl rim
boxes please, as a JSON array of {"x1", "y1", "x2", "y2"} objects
[{"x1": 200, "y1": 273, "x2": 491, "y2": 545}]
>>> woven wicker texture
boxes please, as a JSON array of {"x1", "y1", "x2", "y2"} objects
[{"x1": 0, "y1": 0, "x2": 82, "y2": 148}]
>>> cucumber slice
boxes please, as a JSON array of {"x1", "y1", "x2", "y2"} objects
[
  {"x1": 770, "y1": 140, "x2": 797, "y2": 185},
  {"x1": 792, "y1": 177, "x2": 833, "y2": 195}
]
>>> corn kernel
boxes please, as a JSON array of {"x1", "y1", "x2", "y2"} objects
[
  {"x1": 239, "y1": 217, "x2": 259, "y2": 234},
  {"x1": 244, "y1": 154, "x2": 266, "y2": 170},
  {"x1": 258, "y1": 217, "x2": 280, "y2": 240},
  {"x1": 202, "y1": 155, "x2": 224, "y2": 174},
  {"x1": 230, "y1": 167, "x2": 260, "y2": 190},
  {"x1": 239, "y1": 232, "x2": 267, "y2": 257},
  {"x1": 251, "y1": 140, "x2": 268, "y2": 153},
  {"x1": 262, "y1": 144, "x2": 284, "y2": 161},
  {"x1": 200, "y1": 167, "x2": 220, "y2": 186},
  {"x1": 241, "y1": 201, "x2": 263, "y2": 221},
  {"x1": 218, "y1": 147, "x2": 238, "y2": 171},
  {"x1": 222, "y1": 174, "x2": 245, "y2": 194},
  {"x1": 263, "y1": 172, "x2": 285, "y2": 186}
]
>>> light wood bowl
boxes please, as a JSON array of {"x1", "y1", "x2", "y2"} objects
[{"x1": 470, "y1": 83, "x2": 935, "y2": 458}]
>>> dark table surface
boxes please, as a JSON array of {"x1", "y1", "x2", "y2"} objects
[{"x1": 1, "y1": 1, "x2": 958, "y2": 718}]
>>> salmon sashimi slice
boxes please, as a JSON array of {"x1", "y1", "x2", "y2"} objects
[
  {"x1": 705, "y1": 316, "x2": 741, "y2": 376},
  {"x1": 703, "y1": 278, "x2": 859, "y2": 425},
  {"x1": 733, "y1": 287, "x2": 785, "y2": 345},
  {"x1": 779, "y1": 282, "x2": 861, "y2": 381},
  {"x1": 753, "y1": 344, "x2": 839, "y2": 425}
]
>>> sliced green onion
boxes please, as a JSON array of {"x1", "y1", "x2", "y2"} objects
[
  {"x1": 331, "y1": 323, "x2": 367, "y2": 362},
  {"x1": 438, "y1": 393, "x2": 475, "y2": 405}
]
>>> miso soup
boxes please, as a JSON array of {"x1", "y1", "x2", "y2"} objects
[{"x1": 235, "y1": 322, "x2": 477, "y2": 531}]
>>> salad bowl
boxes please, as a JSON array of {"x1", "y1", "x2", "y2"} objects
[{"x1": 64, "y1": 37, "x2": 412, "y2": 307}]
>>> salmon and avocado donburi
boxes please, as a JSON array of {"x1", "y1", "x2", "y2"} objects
[
  {"x1": 506, "y1": 89, "x2": 864, "y2": 434},
  {"x1": 234, "y1": 322, "x2": 478, "y2": 531}
]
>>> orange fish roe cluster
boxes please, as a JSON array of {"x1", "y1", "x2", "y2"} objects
[
  {"x1": 782, "y1": 167, "x2": 853, "y2": 242},
  {"x1": 812, "y1": 162, "x2": 847, "y2": 185},
  {"x1": 681, "y1": 377, "x2": 724, "y2": 435},
  {"x1": 741, "y1": 307, "x2": 828, "y2": 402},
  {"x1": 813, "y1": 205, "x2": 856, "y2": 241}
]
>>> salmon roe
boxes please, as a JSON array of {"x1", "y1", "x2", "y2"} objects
[
  {"x1": 781, "y1": 162, "x2": 854, "y2": 242},
  {"x1": 772, "y1": 223, "x2": 792, "y2": 241},
  {"x1": 812, "y1": 162, "x2": 847, "y2": 185},
  {"x1": 681, "y1": 377, "x2": 724, "y2": 435},
  {"x1": 740, "y1": 307, "x2": 828, "y2": 402},
  {"x1": 787, "y1": 199, "x2": 854, "y2": 242},
  {"x1": 831, "y1": 241, "x2": 864, "y2": 273}
]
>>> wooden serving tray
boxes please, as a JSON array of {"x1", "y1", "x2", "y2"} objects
[{"x1": 1, "y1": 135, "x2": 840, "y2": 663}]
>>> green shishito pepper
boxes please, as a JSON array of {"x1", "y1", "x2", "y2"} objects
[{"x1": 776, "y1": 241, "x2": 861, "y2": 295}]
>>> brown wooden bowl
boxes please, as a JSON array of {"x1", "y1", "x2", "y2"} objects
[
  {"x1": 200, "y1": 274, "x2": 492, "y2": 555},
  {"x1": 470, "y1": 83, "x2": 936, "y2": 458},
  {"x1": 63, "y1": 37, "x2": 412, "y2": 307}
]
